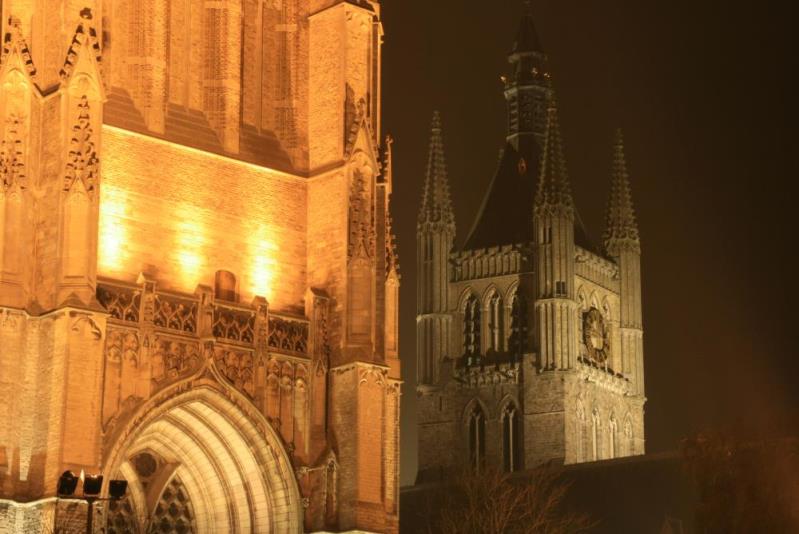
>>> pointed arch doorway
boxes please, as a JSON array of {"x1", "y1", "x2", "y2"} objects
[{"x1": 102, "y1": 384, "x2": 303, "y2": 533}]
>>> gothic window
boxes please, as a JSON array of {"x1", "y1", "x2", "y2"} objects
[
  {"x1": 468, "y1": 403, "x2": 486, "y2": 471},
  {"x1": 488, "y1": 292, "x2": 503, "y2": 353},
  {"x1": 508, "y1": 292, "x2": 527, "y2": 359},
  {"x1": 591, "y1": 409, "x2": 601, "y2": 461},
  {"x1": 609, "y1": 414, "x2": 618, "y2": 459},
  {"x1": 502, "y1": 404, "x2": 521, "y2": 472},
  {"x1": 463, "y1": 295, "x2": 481, "y2": 361},
  {"x1": 624, "y1": 417, "x2": 634, "y2": 457}
]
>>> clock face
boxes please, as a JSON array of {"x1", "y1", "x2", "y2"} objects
[{"x1": 583, "y1": 307, "x2": 610, "y2": 363}]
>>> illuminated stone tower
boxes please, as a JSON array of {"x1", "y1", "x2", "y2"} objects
[
  {"x1": 415, "y1": 5, "x2": 646, "y2": 482},
  {"x1": 0, "y1": 1, "x2": 400, "y2": 532}
]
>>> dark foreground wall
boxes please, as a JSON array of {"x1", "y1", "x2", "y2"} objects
[{"x1": 400, "y1": 452, "x2": 697, "y2": 534}]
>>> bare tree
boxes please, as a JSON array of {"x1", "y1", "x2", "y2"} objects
[{"x1": 426, "y1": 465, "x2": 594, "y2": 534}]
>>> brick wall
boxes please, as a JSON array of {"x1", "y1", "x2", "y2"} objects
[{"x1": 99, "y1": 126, "x2": 307, "y2": 310}]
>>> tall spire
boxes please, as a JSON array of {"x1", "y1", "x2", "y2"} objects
[
  {"x1": 511, "y1": 0, "x2": 543, "y2": 54},
  {"x1": 534, "y1": 102, "x2": 573, "y2": 217},
  {"x1": 604, "y1": 129, "x2": 641, "y2": 255},
  {"x1": 418, "y1": 111, "x2": 455, "y2": 231}
]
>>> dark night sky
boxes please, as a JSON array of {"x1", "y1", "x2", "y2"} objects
[{"x1": 380, "y1": 0, "x2": 799, "y2": 486}]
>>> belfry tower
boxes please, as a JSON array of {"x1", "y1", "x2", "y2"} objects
[{"x1": 415, "y1": 4, "x2": 646, "y2": 482}]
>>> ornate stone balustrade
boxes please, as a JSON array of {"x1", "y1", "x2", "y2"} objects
[
  {"x1": 576, "y1": 356, "x2": 631, "y2": 395},
  {"x1": 97, "y1": 279, "x2": 309, "y2": 356},
  {"x1": 213, "y1": 302, "x2": 256, "y2": 344},
  {"x1": 452, "y1": 244, "x2": 532, "y2": 282},
  {"x1": 268, "y1": 314, "x2": 310, "y2": 355}
]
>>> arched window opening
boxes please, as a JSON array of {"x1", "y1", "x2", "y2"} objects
[
  {"x1": 609, "y1": 415, "x2": 618, "y2": 459},
  {"x1": 468, "y1": 404, "x2": 486, "y2": 471},
  {"x1": 591, "y1": 409, "x2": 601, "y2": 461},
  {"x1": 502, "y1": 404, "x2": 521, "y2": 472},
  {"x1": 488, "y1": 293, "x2": 503, "y2": 353},
  {"x1": 464, "y1": 295, "x2": 481, "y2": 363},
  {"x1": 508, "y1": 293, "x2": 527, "y2": 360},
  {"x1": 214, "y1": 270, "x2": 237, "y2": 302},
  {"x1": 624, "y1": 418, "x2": 634, "y2": 457}
]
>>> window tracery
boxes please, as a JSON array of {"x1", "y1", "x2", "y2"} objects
[
  {"x1": 508, "y1": 292, "x2": 527, "y2": 359},
  {"x1": 488, "y1": 292, "x2": 503, "y2": 352},
  {"x1": 502, "y1": 403, "x2": 521, "y2": 472},
  {"x1": 468, "y1": 403, "x2": 485, "y2": 471},
  {"x1": 463, "y1": 294, "x2": 481, "y2": 362}
]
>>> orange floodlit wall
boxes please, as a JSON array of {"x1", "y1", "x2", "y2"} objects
[{"x1": 99, "y1": 125, "x2": 307, "y2": 308}]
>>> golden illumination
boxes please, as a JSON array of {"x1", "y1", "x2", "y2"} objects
[
  {"x1": 98, "y1": 185, "x2": 130, "y2": 272},
  {"x1": 173, "y1": 203, "x2": 208, "y2": 288},
  {"x1": 248, "y1": 224, "x2": 278, "y2": 301}
]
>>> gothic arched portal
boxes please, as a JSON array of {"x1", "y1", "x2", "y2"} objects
[{"x1": 102, "y1": 383, "x2": 303, "y2": 533}]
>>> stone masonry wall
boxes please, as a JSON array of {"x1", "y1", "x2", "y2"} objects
[{"x1": 99, "y1": 126, "x2": 308, "y2": 310}]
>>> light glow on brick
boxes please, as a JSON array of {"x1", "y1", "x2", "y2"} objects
[
  {"x1": 174, "y1": 203, "x2": 208, "y2": 288},
  {"x1": 98, "y1": 185, "x2": 130, "y2": 272},
  {"x1": 248, "y1": 224, "x2": 278, "y2": 301}
]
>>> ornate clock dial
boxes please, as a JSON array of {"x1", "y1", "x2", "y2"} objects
[{"x1": 583, "y1": 307, "x2": 611, "y2": 363}]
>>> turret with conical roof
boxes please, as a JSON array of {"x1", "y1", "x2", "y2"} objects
[
  {"x1": 534, "y1": 102, "x2": 574, "y2": 218},
  {"x1": 418, "y1": 111, "x2": 455, "y2": 232},
  {"x1": 416, "y1": 111, "x2": 456, "y2": 386},
  {"x1": 533, "y1": 103, "x2": 578, "y2": 371},
  {"x1": 604, "y1": 129, "x2": 641, "y2": 255},
  {"x1": 604, "y1": 129, "x2": 644, "y2": 394}
]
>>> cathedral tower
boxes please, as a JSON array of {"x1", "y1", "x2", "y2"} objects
[{"x1": 0, "y1": 1, "x2": 400, "y2": 532}]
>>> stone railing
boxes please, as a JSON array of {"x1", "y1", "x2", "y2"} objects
[
  {"x1": 452, "y1": 244, "x2": 532, "y2": 282},
  {"x1": 576, "y1": 356, "x2": 630, "y2": 395},
  {"x1": 267, "y1": 313, "x2": 309, "y2": 355},
  {"x1": 97, "y1": 278, "x2": 309, "y2": 357},
  {"x1": 213, "y1": 301, "x2": 256, "y2": 344}
]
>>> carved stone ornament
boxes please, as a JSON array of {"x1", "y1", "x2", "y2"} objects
[
  {"x1": 63, "y1": 96, "x2": 99, "y2": 197},
  {"x1": 213, "y1": 348, "x2": 255, "y2": 397},
  {"x1": 106, "y1": 328, "x2": 140, "y2": 366},
  {"x1": 268, "y1": 316, "x2": 309, "y2": 354},
  {"x1": 0, "y1": 115, "x2": 26, "y2": 194},
  {"x1": 583, "y1": 307, "x2": 611, "y2": 364},
  {"x1": 151, "y1": 338, "x2": 200, "y2": 383}
]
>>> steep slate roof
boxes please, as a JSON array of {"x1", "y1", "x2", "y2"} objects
[
  {"x1": 463, "y1": 142, "x2": 540, "y2": 250},
  {"x1": 461, "y1": 140, "x2": 597, "y2": 253}
]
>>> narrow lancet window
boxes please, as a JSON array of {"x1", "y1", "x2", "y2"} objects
[
  {"x1": 502, "y1": 404, "x2": 521, "y2": 472},
  {"x1": 488, "y1": 293, "x2": 503, "y2": 352},
  {"x1": 468, "y1": 404, "x2": 486, "y2": 471},
  {"x1": 464, "y1": 295, "x2": 481, "y2": 362}
]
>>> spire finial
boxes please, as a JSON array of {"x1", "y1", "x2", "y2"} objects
[
  {"x1": 534, "y1": 102, "x2": 573, "y2": 217},
  {"x1": 418, "y1": 111, "x2": 455, "y2": 232},
  {"x1": 604, "y1": 128, "x2": 641, "y2": 254},
  {"x1": 511, "y1": 0, "x2": 543, "y2": 54}
]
